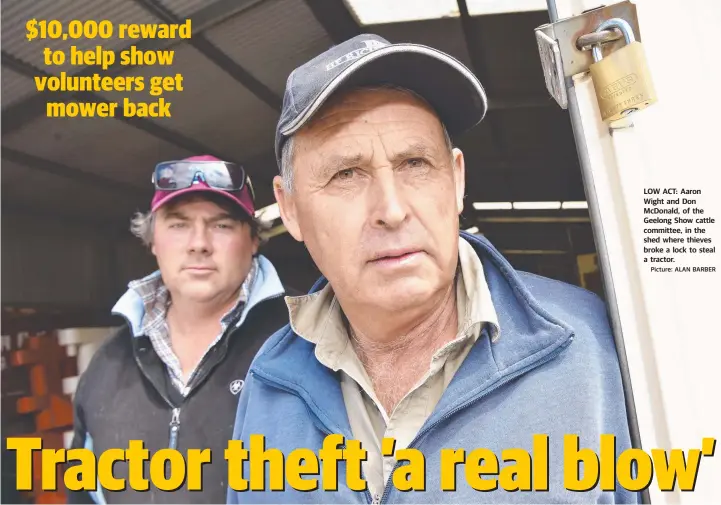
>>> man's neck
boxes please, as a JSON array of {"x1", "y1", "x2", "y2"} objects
[
  {"x1": 166, "y1": 291, "x2": 240, "y2": 379},
  {"x1": 168, "y1": 293, "x2": 237, "y2": 329},
  {"x1": 347, "y1": 282, "x2": 458, "y2": 415}
]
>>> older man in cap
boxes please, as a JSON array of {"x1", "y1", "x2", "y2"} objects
[
  {"x1": 67, "y1": 155, "x2": 288, "y2": 503},
  {"x1": 228, "y1": 36, "x2": 637, "y2": 503}
]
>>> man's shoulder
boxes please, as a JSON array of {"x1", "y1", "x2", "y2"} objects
[
  {"x1": 466, "y1": 233, "x2": 608, "y2": 325},
  {"x1": 91, "y1": 324, "x2": 133, "y2": 357},
  {"x1": 516, "y1": 270, "x2": 607, "y2": 316},
  {"x1": 516, "y1": 269, "x2": 602, "y2": 300},
  {"x1": 74, "y1": 325, "x2": 133, "y2": 401},
  {"x1": 513, "y1": 270, "x2": 616, "y2": 353}
]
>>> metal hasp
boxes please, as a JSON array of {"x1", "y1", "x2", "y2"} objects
[
  {"x1": 535, "y1": 29, "x2": 568, "y2": 108},
  {"x1": 591, "y1": 18, "x2": 636, "y2": 62},
  {"x1": 535, "y1": 1, "x2": 641, "y2": 108}
]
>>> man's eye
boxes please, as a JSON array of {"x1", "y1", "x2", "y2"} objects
[
  {"x1": 169, "y1": 222, "x2": 186, "y2": 229},
  {"x1": 216, "y1": 222, "x2": 233, "y2": 229},
  {"x1": 406, "y1": 158, "x2": 426, "y2": 168},
  {"x1": 333, "y1": 168, "x2": 355, "y2": 181}
]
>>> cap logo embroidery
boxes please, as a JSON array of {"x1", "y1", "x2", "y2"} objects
[{"x1": 325, "y1": 39, "x2": 388, "y2": 71}]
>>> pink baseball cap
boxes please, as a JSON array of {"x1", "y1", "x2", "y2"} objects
[{"x1": 150, "y1": 155, "x2": 255, "y2": 218}]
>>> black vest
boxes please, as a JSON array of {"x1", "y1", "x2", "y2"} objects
[{"x1": 67, "y1": 296, "x2": 288, "y2": 504}]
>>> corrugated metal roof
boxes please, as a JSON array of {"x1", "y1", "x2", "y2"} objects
[
  {"x1": 1, "y1": 67, "x2": 37, "y2": 107},
  {"x1": 96, "y1": 44, "x2": 279, "y2": 163},
  {"x1": 0, "y1": 1, "x2": 571, "y2": 240},
  {"x1": 2, "y1": 110, "x2": 195, "y2": 187},
  {"x1": 1, "y1": 0, "x2": 161, "y2": 74},
  {"x1": 204, "y1": 0, "x2": 333, "y2": 95},
  {"x1": 156, "y1": 0, "x2": 219, "y2": 18}
]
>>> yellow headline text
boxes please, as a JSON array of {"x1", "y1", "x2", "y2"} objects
[
  {"x1": 5, "y1": 434, "x2": 716, "y2": 493},
  {"x1": 26, "y1": 19, "x2": 192, "y2": 42}
]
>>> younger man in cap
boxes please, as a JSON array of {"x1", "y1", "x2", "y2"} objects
[{"x1": 67, "y1": 155, "x2": 288, "y2": 503}]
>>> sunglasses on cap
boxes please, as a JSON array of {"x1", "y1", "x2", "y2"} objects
[{"x1": 152, "y1": 160, "x2": 255, "y2": 200}]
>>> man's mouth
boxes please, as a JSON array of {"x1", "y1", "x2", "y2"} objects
[
  {"x1": 369, "y1": 248, "x2": 424, "y2": 266},
  {"x1": 183, "y1": 266, "x2": 215, "y2": 272}
]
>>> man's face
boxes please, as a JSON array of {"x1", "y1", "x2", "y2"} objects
[
  {"x1": 275, "y1": 88, "x2": 465, "y2": 313},
  {"x1": 152, "y1": 197, "x2": 258, "y2": 304}
]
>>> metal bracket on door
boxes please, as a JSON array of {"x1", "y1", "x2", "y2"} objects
[{"x1": 535, "y1": 1, "x2": 641, "y2": 108}]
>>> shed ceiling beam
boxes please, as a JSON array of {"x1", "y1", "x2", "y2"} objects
[
  {"x1": 305, "y1": 0, "x2": 361, "y2": 44},
  {"x1": 473, "y1": 216, "x2": 591, "y2": 223},
  {"x1": 2, "y1": 203, "x2": 132, "y2": 234},
  {"x1": 190, "y1": 0, "x2": 266, "y2": 32},
  {"x1": 457, "y1": 0, "x2": 493, "y2": 85},
  {"x1": 2, "y1": 146, "x2": 146, "y2": 198},
  {"x1": 456, "y1": 0, "x2": 520, "y2": 204},
  {"x1": 488, "y1": 96, "x2": 554, "y2": 110},
  {"x1": 1, "y1": 306, "x2": 124, "y2": 335},
  {"x1": 501, "y1": 249, "x2": 568, "y2": 255}
]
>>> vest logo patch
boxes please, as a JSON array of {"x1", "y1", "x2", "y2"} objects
[{"x1": 229, "y1": 379, "x2": 244, "y2": 395}]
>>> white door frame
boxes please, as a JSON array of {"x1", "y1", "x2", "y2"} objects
[{"x1": 545, "y1": 0, "x2": 721, "y2": 503}]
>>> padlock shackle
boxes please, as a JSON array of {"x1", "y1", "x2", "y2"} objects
[{"x1": 591, "y1": 18, "x2": 636, "y2": 62}]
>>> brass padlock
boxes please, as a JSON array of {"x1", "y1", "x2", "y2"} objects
[{"x1": 588, "y1": 18, "x2": 657, "y2": 122}]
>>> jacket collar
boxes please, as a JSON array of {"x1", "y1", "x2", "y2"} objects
[
  {"x1": 250, "y1": 232, "x2": 575, "y2": 437},
  {"x1": 111, "y1": 254, "x2": 285, "y2": 338}
]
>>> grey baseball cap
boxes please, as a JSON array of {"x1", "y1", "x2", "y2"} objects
[{"x1": 274, "y1": 33, "x2": 488, "y2": 168}]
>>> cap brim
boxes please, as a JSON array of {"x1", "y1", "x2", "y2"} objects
[
  {"x1": 151, "y1": 185, "x2": 254, "y2": 217},
  {"x1": 280, "y1": 43, "x2": 488, "y2": 139}
]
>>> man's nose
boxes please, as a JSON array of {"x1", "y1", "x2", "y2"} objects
[
  {"x1": 187, "y1": 222, "x2": 212, "y2": 253},
  {"x1": 369, "y1": 170, "x2": 409, "y2": 229}
]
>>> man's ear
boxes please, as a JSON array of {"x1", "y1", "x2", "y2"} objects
[
  {"x1": 452, "y1": 148, "x2": 466, "y2": 215},
  {"x1": 273, "y1": 175, "x2": 303, "y2": 242},
  {"x1": 251, "y1": 234, "x2": 260, "y2": 256},
  {"x1": 150, "y1": 213, "x2": 158, "y2": 256}
]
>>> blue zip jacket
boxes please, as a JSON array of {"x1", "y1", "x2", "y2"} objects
[{"x1": 228, "y1": 233, "x2": 638, "y2": 503}]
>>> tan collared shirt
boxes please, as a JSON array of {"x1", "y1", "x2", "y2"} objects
[{"x1": 286, "y1": 237, "x2": 500, "y2": 498}]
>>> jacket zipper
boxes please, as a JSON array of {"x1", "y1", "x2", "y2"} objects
[
  {"x1": 251, "y1": 370, "x2": 375, "y2": 504},
  {"x1": 123, "y1": 310, "x2": 183, "y2": 452},
  {"x1": 123, "y1": 292, "x2": 285, "y2": 452},
  {"x1": 376, "y1": 335, "x2": 573, "y2": 504},
  {"x1": 132, "y1": 350, "x2": 184, "y2": 450},
  {"x1": 254, "y1": 336, "x2": 568, "y2": 504},
  {"x1": 169, "y1": 407, "x2": 181, "y2": 449}
]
